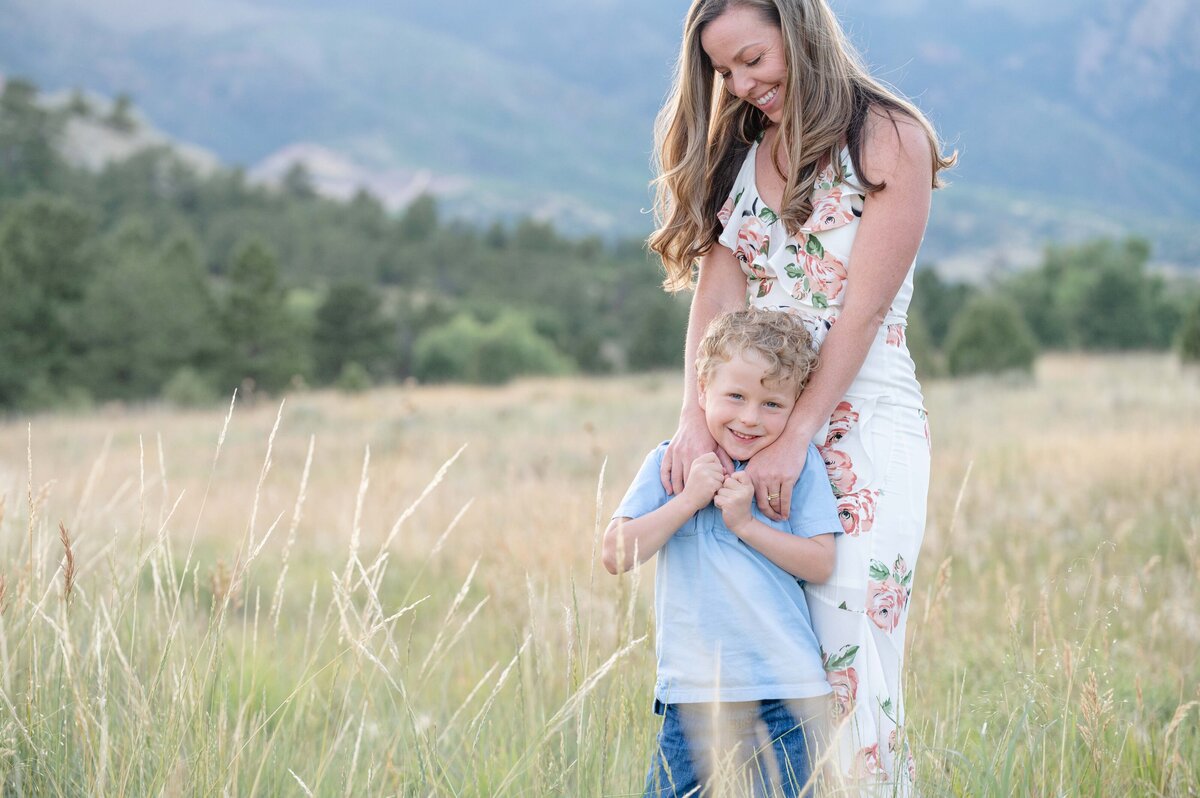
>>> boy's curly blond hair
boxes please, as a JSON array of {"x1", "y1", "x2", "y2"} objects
[{"x1": 696, "y1": 309, "x2": 818, "y2": 396}]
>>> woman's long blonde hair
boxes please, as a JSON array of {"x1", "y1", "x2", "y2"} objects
[{"x1": 650, "y1": 0, "x2": 956, "y2": 291}]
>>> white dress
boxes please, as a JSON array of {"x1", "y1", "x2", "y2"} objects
[{"x1": 715, "y1": 135, "x2": 930, "y2": 793}]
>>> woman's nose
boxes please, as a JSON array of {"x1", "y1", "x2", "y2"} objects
[{"x1": 729, "y1": 71, "x2": 754, "y2": 100}]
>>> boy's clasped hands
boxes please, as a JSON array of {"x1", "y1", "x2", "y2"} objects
[{"x1": 682, "y1": 453, "x2": 756, "y2": 536}]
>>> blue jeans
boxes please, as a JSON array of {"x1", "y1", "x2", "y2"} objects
[{"x1": 643, "y1": 697, "x2": 829, "y2": 797}]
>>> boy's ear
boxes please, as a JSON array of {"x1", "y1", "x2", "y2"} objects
[{"x1": 697, "y1": 378, "x2": 707, "y2": 408}]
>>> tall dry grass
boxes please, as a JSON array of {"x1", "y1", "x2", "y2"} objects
[{"x1": 0, "y1": 354, "x2": 1196, "y2": 795}]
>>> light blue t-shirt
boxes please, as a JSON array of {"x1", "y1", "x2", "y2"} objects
[{"x1": 614, "y1": 441, "x2": 841, "y2": 706}]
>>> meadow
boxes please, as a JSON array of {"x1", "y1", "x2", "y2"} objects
[{"x1": 0, "y1": 354, "x2": 1197, "y2": 796}]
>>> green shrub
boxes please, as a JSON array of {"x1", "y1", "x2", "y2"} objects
[
  {"x1": 1180, "y1": 294, "x2": 1200, "y2": 364},
  {"x1": 904, "y1": 311, "x2": 943, "y2": 381},
  {"x1": 412, "y1": 315, "x2": 481, "y2": 383},
  {"x1": 17, "y1": 375, "x2": 92, "y2": 413},
  {"x1": 625, "y1": 293, "x2": 688, "y2": 371},
  {"x1": 945, "y1": 294, "x2": 1039, "y2": 377},
  {"x1": 335, "y1": 361, "x2": 373, "y2": 393},
  {"x1": 162, "y1": 367, "x2": 219, "y2": 408},
  {"x1": 413, "y1": 311, "x2": 571, "y2": 384}
]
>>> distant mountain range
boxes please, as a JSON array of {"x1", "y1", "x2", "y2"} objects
[{"x1": 2, "y1": 0, "x2": 1198, "y2": 274}]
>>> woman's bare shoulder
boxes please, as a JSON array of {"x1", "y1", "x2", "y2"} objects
[{"x1": 860, "y1": 105, "x2": 931, "y2": 185}]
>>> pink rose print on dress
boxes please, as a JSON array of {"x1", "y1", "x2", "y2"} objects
[
  {"x1": 822, "y1": 644, "x2": 860, "y2": 720},
  {"x1": 784, "y1": 234, "x2": 845, "y2": 307},
  {"x1": 825, "y1": 401, "x2": 859, "y2": 447},
  {"x1": 813, "y1": 160, "x2": 839, "y2": 191},
  {"x1": 867, "y1": 579, "x2": 907, "y2": 631},
  {"x1": 718, "y1": 188, "x2": 744, "y2": 226},
  {"x1": 820, "y1": 446, "x2": 857, "y2": 496},
  {"x1": 867, "y1": 557, "x2": 914, "y2": 633},
  {"x1": 886, "y1": 323, "x2": 906, "y2": 347},
  {"x1": 838, "y1": 489, "x2": 878, "y2": 536},
  {"x1": 849, "y1": 744, "x2": 888, "y2": 782},
  {"x1": 828, "y1": 667, "x2": 859, "y2": 719},
  {"x1": 718, "y1": 197, "x2": 735, "y2": 226},
  {"x1": 804, "y1": 189, "x2": 854, "y2": 232},
  {"x1": 800, "y1": 250, "x2": 848, "y2": 302},
  {"x1": 745, "y1": 261, "x2": 776, "y2": 299},
  {"x1": 789, "y1": 273, "x2": 810, "y2": 303},
  {"x1": 734, "y1": 216, "x2": 768, "y2": 266}
]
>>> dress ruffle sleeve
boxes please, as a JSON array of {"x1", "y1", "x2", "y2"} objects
[
  {"x1": 798, "y1": 154, "x2": 865, "y2": 234},
  {"x1": 716, "y1": 180, "x2": 755, "y2": 253}
]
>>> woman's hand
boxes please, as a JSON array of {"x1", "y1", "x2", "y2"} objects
[
  {"x1": 661, "y1": 410, "x2": 735, "y2": 495},
  {"x1": 744, "y1": 433, "x2": 809, "y2": 521}
]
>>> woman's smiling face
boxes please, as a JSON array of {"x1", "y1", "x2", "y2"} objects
[{"x1": 700, "y1": 4, "x2": 788, "y2": 124}]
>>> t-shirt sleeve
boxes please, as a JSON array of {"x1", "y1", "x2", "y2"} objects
[
  {"x1": 613, "y1": 442, "x2": 672, "y2": 521},
  {"x1": 786, "y1": 442, "x2": 842, "y2": 538}
]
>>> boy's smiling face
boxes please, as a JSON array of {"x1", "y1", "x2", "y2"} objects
[{"x1": 698, "y1": 349, "x2": 798, "y2": 462}]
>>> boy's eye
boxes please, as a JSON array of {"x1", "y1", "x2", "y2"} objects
[
  {"x1": 764, "y1": 401, "x2": 781, "y2": 409},
  {"x1": 728, "y1": 393, "x2": 743, "y2": 401}
]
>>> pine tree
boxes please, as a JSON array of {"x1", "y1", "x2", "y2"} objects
[
  {"x1": 72, "y1": 224, "x2": 222, "y2": 400},
  {"x1": 313, "y1": 283, "x2": 392, "y2": 383},
  {"x1": 397, "y1": 194, "x2": 438, "y2": 242},
  {"x1": 221, "y1": 238, "x2": 307, "y2": 395},
  {"x1": 107, "y1": 93, "x2": 137, "y2": 132},
  {"x1": 0, "y1": 194, "x2": 94, "y2": 406},
  {"x1": 0, "y1": 78, "x2": 65, "y2": 199}
]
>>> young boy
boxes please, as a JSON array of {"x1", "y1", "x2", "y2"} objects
[{"x1": 603, "y1": 308, "x2": 841, "y2": 798}]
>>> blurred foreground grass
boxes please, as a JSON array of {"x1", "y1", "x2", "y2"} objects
[{"x1": 0, "y1": 354, "x2": 1197, "y2": 796}]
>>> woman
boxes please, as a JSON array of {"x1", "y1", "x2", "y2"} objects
[{"x1": 650, "y1": 0, "x2": 954, "y2": 791}]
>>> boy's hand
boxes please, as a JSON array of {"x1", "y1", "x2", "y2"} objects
[
  {"x1": 715, "y1": 471, "x2": 755, "y2": 534},
  {"x1": 680, "y1": 452, "x2": 725, "y2": 511}
]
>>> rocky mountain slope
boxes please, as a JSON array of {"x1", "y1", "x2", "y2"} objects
[{"x1": 2, "y1": 0, "x2": 1197, "y2": 270}]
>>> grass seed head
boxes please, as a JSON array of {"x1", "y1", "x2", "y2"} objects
[
  {"x1": 58, "y1": 521, "x2": 76, "y2": 606},
  {"x1": 1079, "y1": 670, "x2": 1114, "y2": 771}
]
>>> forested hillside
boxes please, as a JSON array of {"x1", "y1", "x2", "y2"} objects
[
  {"x1": 1, "y1": 78, "x2": 1196, "y2": 411},
  {"x1": 0, "y1": 79, "x2": 688, "y2": 409}
]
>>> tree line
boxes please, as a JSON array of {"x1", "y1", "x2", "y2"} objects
[
  {"x1": 909, "y1": 236, "x2": 1200, "y2": 378},
  {"x1": 1, "y1": 77, "x2": 1198, "y2": 411}
]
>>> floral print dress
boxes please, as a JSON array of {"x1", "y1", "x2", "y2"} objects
[{"x1": 716, "y1": 135, "x2": 930, "y2": 794}]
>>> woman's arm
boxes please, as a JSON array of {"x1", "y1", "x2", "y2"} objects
[
  {"x1": 660, "y1": 244, "x2": 746, "y2": 494},
  {"x1": 747, "y1": 111, "x2": 934, "y2": 521}
]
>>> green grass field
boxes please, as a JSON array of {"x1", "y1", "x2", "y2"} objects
[{"x1": 0, "y1": 354, "x2": 1197, "y2": 796}]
